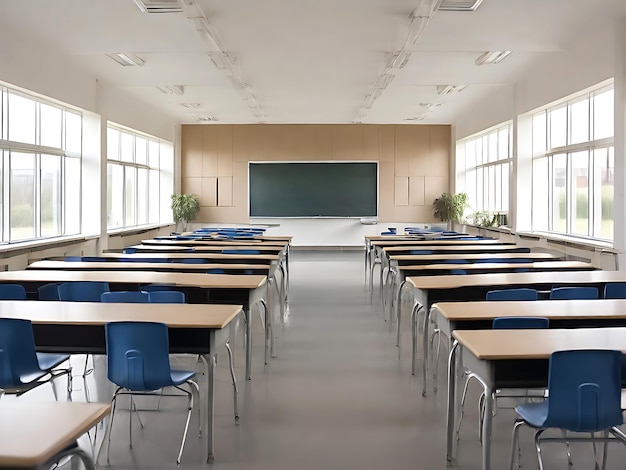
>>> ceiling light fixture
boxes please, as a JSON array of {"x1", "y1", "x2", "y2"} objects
[
  {"x1": 437, "y1": 0, "x2": 483, "y2": 11},
  {"x1": 419, "y1": 102, "x2": 442, "y2": 110},
  {"x1": 475, "y1": 50, "x2": 511, "y2": 66},
  {"x1": 404, "y1": 113, "x2": 429, "y2": 121},
  {"x1": 197, "y1": 115, "x2": 219, "y2": 122},
  {"x1": 386, "y1": 50, "x2": 411, "y2": 69},
  {"x1": 181, "y1": 103, "x2": 200, "y2": 109},
  {"x1": 106, "y1": 53, "x2": 145, "y2": 67},
  {"x1": 436, "y1": 84, "x2": 467, "y2": 95},
  {"x1": 133, "y1": 0, "x2": 183, "y2": 13},
  {"x1": 156, "y1": 85, "x2": 184, "y2": 95},
  {"x1": 375, "y1": 74, "x2": 395, "y2": 89}
]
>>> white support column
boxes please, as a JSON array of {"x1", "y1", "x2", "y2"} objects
[{"x1": 614, "y1": 20, "x2": 626, "y2": 269}]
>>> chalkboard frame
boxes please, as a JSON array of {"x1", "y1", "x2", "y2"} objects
[{"x1": 248, "y1": 161, "x2": 379, "y2": 218}]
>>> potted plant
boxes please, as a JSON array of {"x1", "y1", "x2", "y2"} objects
[
  {"x1": 432, "y1": 192, "x2": 469, "y2": 230},
  {"x1": 171, "y1": 193, "x2": 200, "y2": 232}
]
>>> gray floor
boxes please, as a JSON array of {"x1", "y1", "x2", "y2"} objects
[{"x1": 13, "y1": 251, "x2": 626, "y2": 469}]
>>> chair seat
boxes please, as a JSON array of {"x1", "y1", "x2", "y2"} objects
[
  {"x1": 515, "y1": 401, "x2": 549, "y2": 428},
  {"x1": 170, "y1": 369, "x2": 196, "y2": 386},
  {"x1": 36, "y1": 353, "x2": 71, "y2": 371}
]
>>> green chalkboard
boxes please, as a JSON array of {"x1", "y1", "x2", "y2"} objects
[{"x1": 249, "y1": 162, "x2": 378, "y2": 217}]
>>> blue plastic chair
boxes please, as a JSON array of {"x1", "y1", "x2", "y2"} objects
[
  {"x1": 549, "y1": 286, "x2": 599, "y2": 300},
  {"x1": 0, "y1": 318, "x2": 71, "y2": 397},
  {"x1": 206, "y1": 268, "x2": 226, "y2": 274},
  {"x1": 221, "y1": 249, "x2": 260, "y2": 255},
  {"x1": 38, "y1": 283, "x2": 60, "y2": 301},
  {"x1": 492, "y1": 317, "x2": 549, "y2": 329},
  {"x1": 147, "y1": 291, "x2": 186, "y2": 303},
  {"x1": 510, "y1": 349, "x2": 623, "y2": 469},
  {"x1": 58, "y1": 281, "x2": 110, "y2": 302},
  {"x1": 140, "y1": 284, "x2": 179, "y2": 292},
  {"x1": 99, "y1": 322, "x2": 200, "y2": 464},
  {"x1": 101, "y1": 291, "x2": 149, "y2": 303},
  {"x1": 0, "y1": 284, "x2": 27, "y2": 300},
  {"x1": 603, "y1": 283, "x2": 626, "y2": 299},
  {"x1": 486, "y1": 288, "x2": 538, "y2": 301}
]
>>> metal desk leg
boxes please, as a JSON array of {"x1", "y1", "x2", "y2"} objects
[
  {"x1": 410, "y1": 302, "x2": 421, "y2": 376},
  {"x1": 200, "y1": 353, "x2": 216, "y2": 463},
  {"x1": 395, "y1": 279, "x2": 407, "y2": 346},
  {"x1": 482, "y1": 383, "x2": 494, "y2": 470},
  {"x1": 422, "y1": 306, "x2": 433, "y2": 396},
  {"x1": 446, "y1": 340, "x2": 460, "y2": 465},
  {"x1": 245, "y1": 306, "x2": 252, "y2": 380}
]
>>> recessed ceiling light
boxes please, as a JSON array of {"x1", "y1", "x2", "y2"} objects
[
  {"x1": 156, "y1": 85, "x2": 184, "y2": 96},
  {"x1": 404, "y1": 113, "x2": 429, "y2": 121},
  {"x1": 133, "y1": 0, "x2": 183, "y2": 13},
  {"x1": 475, "y1": 50, "x2": 512, "y2": 66},
  {"x1": 419, "y1": 102, "x2": 442, "y2": 110},
  {"x1": 436, "y1": 85, "x2": 467, "y2": 95},
  {"x1": 386, "y1": 50, "x2": 411, "y2": 69},
  {"x1": 197, "y1": 115, "x2": 219, "y2": 122},
  {"x1": 181, "y1": 103, "x2": 200, "y2": 109},
  {"x1": 438, "y1": 0, "x2": 483, "y2": 11},
  {"x1": 106, "y1": 53, "x2": 145, "y2": 67}
]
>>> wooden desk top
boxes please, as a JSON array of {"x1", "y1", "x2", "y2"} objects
[
  {"x1": 0, "y1": 300, "x2": 242, "y2": 328},
  {"x1": 28, "y1": 260, "x2": 271, "y2": 272},
  {"x1": 408, "y1": 270, "x2": 626, "y2": 289},
  {"x1": 435, "y1": 298, "x2": 626, "y2": 321},
  {"x1": 384, "y1": 244, "x2": 524, "y2": 252},
  {"x1": 398, "y1": 261, "x2": 592, "y2": 272},
  {"x1": 100, "y1": 252, "x2": 279, "y2": 261},
  {"x1": 0, "y1": 270, "x2": 267, "y2": 289},
  {"x1": 390, "y1": 252, "x2": 556, "y2": 261},
  {"x1": 142, "y1": 239, "x2": 289, "y2": 247},
  {"x1": 371, "y1": 239, "x2": 510, "y2": 246},
  {"x1": 453, "y1": 327, "x2": 626, "y2": 360},
  {"x1": 136, "y1": 242, "x2": 284, "y2": 252},
  {"x1": 0, "y1": 402, "x2": 110, "y2": 467}
]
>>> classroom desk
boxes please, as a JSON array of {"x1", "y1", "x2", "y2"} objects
[
  {"x1": 137, "y1": 243, "x2": 285, "y2": 252},
  {"x1": 0, "y1": 300, "x2": 241, "y2": 463},
  {"x1": 0, "y1": 270, "x2": 266, "y2": 381},
  {"x1": 0, "y1": 402, "x2": 110, "y2": 469},
  {"x1": 448, "y1": 327, "x2": 626, "y2": 470},
  {"x1": 365, "y1": 237, "x2": 513, "y2": 290},
  {"x1": 390, "y1": 261, "x2": 593, "y2": 344},
  {"x1": 141, "y1": 238, "x2": 289, "y2": 247},
  {"x1": 27, "y1": 259, "x2": 287, "y2": 339},
  {"x1": 406, "y1": 270, "x2": 626, "y2": 392}
]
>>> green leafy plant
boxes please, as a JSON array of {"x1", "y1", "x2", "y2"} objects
[
  {"x1": 432, "y1": 192, "x2": 469, "y2": 228},
  {"x1": 171, "y1": 193, "x2": 200, "y2": 232},
  {"x1": 467, "y1": 210, "x2": 499, "y2": 228}
]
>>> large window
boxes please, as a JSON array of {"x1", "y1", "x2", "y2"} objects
[
  {"x1": 0, "y1": 87, "x2": 82, "y2": 242},
  {"x1": 531, "y1": 84, "x2": 614, "y2": 240},
  {"x1": 458, "y1": 123, "x2": 511, "y2": 216},
  {"x1": 107, "y1": 124, "x2": 172, "y2": 230}
]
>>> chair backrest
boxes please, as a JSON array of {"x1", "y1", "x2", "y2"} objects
[
  {"x1": 604, "y1": 283, "x2": 626, "y2": 299},
  {"x1": 123, "y1": 247, "x2": 137, "y2": 254},
  {"x1": 105, "y1": 321, "x2": 174, "y2": 391},
  {"x1": 140, "y1": 284, "x2": 179, "y2": 292},
  {"x1": 449, "y1": 269, "x2": 467, "y2": 275},
  {"x1": 38, "y1": 283, "x2": 60, "y2": 301},
  {"x1": 101, "y1": 291, "x2": 149, "y2": 303},
  {"x1": 0, "y1": 284, "x2": 27, "y2": 300},
  {"x1": 147, "y1": 291, "x2": 186, "y2": 303},
  {"x1": 180, "y1": 258, "x2": 206, "y2": 264},
  {"x1": 206, "y1": 268, "x2": 225, "y2": 274},
  {"x1": 83, "y1": 256, "x2": 106, "y2": 262},
  {"x1": 492, "y1": 316, "x2": 549, "y2": 329},
  {"x1": 221, "y1": 249, "x2": 260, "y2": 255},
  {"x1": 58, "y1": 281, "x2": 110, "y2": 302},
  {"x1": 440, "y1": 259, "x2": 468, "y2": 264},
  {"x1": 486, "y1": 288, "x2": 538, "y2": 301},
  {"x1": 544, "y1": 349, "x2": 623, "y2": 432},
  {"x1": 409, "y1": 250, "x2": 434, "y2": 255},
  {"x1": 0, "y1": 318, "x2": 41, "y2": 387},
  {"x1": 549, "y1": 286, "x2": 599, "y2": 300}
]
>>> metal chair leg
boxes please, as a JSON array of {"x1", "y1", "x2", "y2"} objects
[{"x1": 225, "y1": 340, "x2": 239, "y2": 421}]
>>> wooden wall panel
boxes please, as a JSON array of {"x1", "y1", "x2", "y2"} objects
[
  {"x1": 378, "y1": 161, "x2": 395, "y2": 220},
  {"x1": 201, "y1": 177, "x2": 217, "y2": 207},
  {"x1": 182, "y1": 177, "x2": 202, "y2": 197},
  {"x1": 181, "y1": 126, "x2": 202, "y2": 177},
  {"x1": 202, "y1": 126, "x2": 218, "y2": 176},
  {"x1": 314, "y1": 125, "x2": 333, "y2": 160},
  {"x1": 217, "y1": 125, "x2": 233, "y2": 176},
  {"x1": 394, "y1": 176, "x2": 409, "y2": 206},
  {"x1": 393, "y1": 125, "x2": 413, "y2": 176},
  {"x1": 409, "y1": 176, "x2": 425, "y2": 206},
  {"x1": 249, "y1": 125, "x2": 269, "y2": 161},
  {"x1": 428, "y1": 125, "x2": 451, "y2": 176},
  {"x1": 407, "y1": 126, "x2": 430, "y2": 176},
  {"x1": 424, "y1": 176, "x2": 449, "y2": 205},
  {"x1": 232, "y1": 125, "x2": 250, "y2": 162},
  {"x1": 332, "y1": 125, "x2": 363, "y2": 160},
  {"x1": 363, "y1": 126, "x2": 379, "y2": 160},
  {"x1": 379, "y1": 125, "x2": 395, "y2": 162},
  {"x1": 217, "y1": 176, "x2": 233, "y2": 206}
]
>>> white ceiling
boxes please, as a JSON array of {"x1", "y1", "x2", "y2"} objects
[{"x1": 0, "y1": 0, "x2": 625, "y2": 125}]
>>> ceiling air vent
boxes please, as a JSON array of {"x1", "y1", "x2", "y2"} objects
[
  {"x1": 133, "y1": 0, "x2": 183, "y2": 13},
  {"x1": 438, "y1": 0, "x2": 483, "y2": 11}
]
